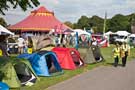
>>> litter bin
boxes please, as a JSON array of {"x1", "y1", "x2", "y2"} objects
[{"x1": 28, "y1": 48, "x2": 33, "y2": 54}]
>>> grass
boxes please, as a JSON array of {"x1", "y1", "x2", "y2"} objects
[{"x1": 10, "y1": 45, "x2": 135, "y2": 90}]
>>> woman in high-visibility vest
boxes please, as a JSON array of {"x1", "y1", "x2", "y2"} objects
[
  {"x1": 120, "y1": 42, "x2": 130, "y2": 67},
  {"x1": 112, "y1": 43, "x2": 120, "y2": 67}
]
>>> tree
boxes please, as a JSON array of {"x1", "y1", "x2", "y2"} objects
[
  {"x1": 0, "y1": 0, "x2": 40, "y2": 15},
  {"x1": 89, "y1": 15, "x2": 104, "y2": 33},
  {"x1": 129, "y1": 13, "x2": 135, "y2": 26},
  {"x1": 0, "y1": 17, "x2": 7, "y2": 26},
  {"x1": 64, "y1": 21, "x2": 74, "y2": 28},
  {"x1": 108, "y1": 14, "x2": 131, "y2": 32},
  {"x1": 77, "y1": 16, "x2": 89, "y2": 29}
]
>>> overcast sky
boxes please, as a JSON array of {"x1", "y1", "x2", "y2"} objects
[{"x1": 1, "y1": 0, "x2": 135, "y2": 25}]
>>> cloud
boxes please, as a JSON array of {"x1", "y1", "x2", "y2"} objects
[{"x1": 1, "y1": 0, "x2": 135, "y2": 24}]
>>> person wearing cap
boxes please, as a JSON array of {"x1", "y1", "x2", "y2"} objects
[
  {"x1": 112, "y1": 42, "x2": 120, "y2": 67},
  {"x1": 120, "y1": 41, "x2": 130, "y2": 67}
]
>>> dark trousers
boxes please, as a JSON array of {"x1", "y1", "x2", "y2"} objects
[
  {"x1": 114, "y1": 56, "x2": 119, "y2": 67},
  {"x1": 122, "y1": 55, "x2": 127, "y2": 67}
]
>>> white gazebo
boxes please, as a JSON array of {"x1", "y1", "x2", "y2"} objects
[
  {"x1": 115, "y1": 31, "x2": 130, "y2": 36},
  {"x1": 0, "y1": 25, "x2": 14, "y2": 35},
  {"x1": 71, "y1": 29, "x2": 91, "y2": 36},
  {"x1": 104, "y1": 31, "x2": 113, "y2": 36}
]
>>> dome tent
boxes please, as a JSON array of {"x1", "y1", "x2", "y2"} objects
[
  {"x1": 91, "y1": 45, "x2": 104, "y2": 62},
  {"x1": 0, "y1": 82, "x2": 9, "y2": 90},
  {"x1": 52, "y1": 47, "x2": 84, "y2": 70},
  {"x1": 80, "y1": 47, "x2": 96, "y2": 64},
  {"x1": 0, "y1": 57, "x2": 37, "y2": 88},
  {"x1": 18, "y1": 50, "x2": 63, "y2": 76}
]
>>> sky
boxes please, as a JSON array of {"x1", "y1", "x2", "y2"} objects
[{"x1": 1, "y1": 0, "x2": 135, "y2": 25}]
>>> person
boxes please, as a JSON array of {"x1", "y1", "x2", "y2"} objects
[
  {"x1": 80, "y1": 34, "x2": 86, "y2": 47},
  {"x1": 62, "y1": 36, "x2": 67, "y2": 47},
  {"x1": 92, "y1": 38, "x2": 98, "y2": 46},
  {"x1": 120, "y1": 42, "x2": 130, "y2": 67},
  {"x1": 112, "y1": 43, "x2": 120, "y2": 67},
  {"x1": 55, "y1": 35, "x2": 61, "y2": 47},
  {"x1": 0, "y1": 35, "x2": 9, "y2": 56},
  {"x1": 17, "y1": 35, "x2": 25, "y2": 54},
  {"x1": 23, "y1": 37, "x2": 29, "y2": 53}
]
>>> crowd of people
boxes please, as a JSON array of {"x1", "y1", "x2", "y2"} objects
[{"x1": 54, "y1": 34, "x2": 91, "y2": 48}]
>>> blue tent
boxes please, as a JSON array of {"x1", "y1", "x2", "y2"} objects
[
  {"x1": 18, "y1": 51, "x2": 63, "y2": 76},
  {"x1": 0, "y1": 82, "x2": 9, "y2": 90}
]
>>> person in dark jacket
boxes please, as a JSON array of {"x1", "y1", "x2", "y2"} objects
[{"x1": 0, "y1": 35, "x2": 9, "y2": 56}]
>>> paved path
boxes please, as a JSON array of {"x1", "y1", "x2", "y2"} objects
[{"x1": 46, "y1": 60, "x2": 135, "y2": 90}]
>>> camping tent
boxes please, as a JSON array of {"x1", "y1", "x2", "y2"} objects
[
  {"x1": 0, "y1": 25, "x2": 14, "y2": 35},
  {"x1": 52, "y1": 47, "x2": 84, "y2": 70},
  {"x1": 18, "y1": 51, "x2": 63, "y2": 76},
  {"x1": 29, "y1": 35, "x2": 54, "y2": 51},
  {"x1": 91, "y1": 45, "x2": 104, "y2": 62},
  {"x1": 0, "y1": 82, "x2": 9, "y2": 90},
  {"x1": 0, "y1": 57, "x2": 37, "y2": 88},
  {"x1": 82, "y1": 47, "x2": 96, "y2": 64}
]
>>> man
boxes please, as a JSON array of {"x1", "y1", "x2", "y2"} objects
[
  {"x1": 120, "y1": 42, "x2": 130, "y2": 67},
  {"x1": 112, "y1": 43, "x2": 120, "y2": 67},
  {"x1": 17, "y1": 35, "x2": 25, "y2": 54}
]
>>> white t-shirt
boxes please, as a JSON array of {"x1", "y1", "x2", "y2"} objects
[
  {"x1": 18, "y1": 38, "x2": 25, "y2": 47},
  {"x1": 92, "y1": 41, "x2": 98, "y2": 46}
]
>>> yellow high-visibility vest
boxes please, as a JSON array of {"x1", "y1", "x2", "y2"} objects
[
  {"x1": 113, "y1": 47, "x2": 120, "y2": 58},
  {"x1": 121, "y1": 44, "x2": 130, "y2": 57}
]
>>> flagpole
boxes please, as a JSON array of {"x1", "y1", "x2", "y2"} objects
[
  {"x1": 103, "y1": 12, "x2": 110, "y2": 47},
  {"x1": 60, "y1": 24, "x2": 63, "y2": 47},
  {"x1": 103, "y1": 12, "x2": 107, "y2": 35}
]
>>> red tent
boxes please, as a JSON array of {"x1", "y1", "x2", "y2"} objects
[
  {"x1": 8, "y1": 6, "x2": 71, "y2": 33},
  {"x1": 52, "y1": 47, "x2": 84, "y2": 70}
]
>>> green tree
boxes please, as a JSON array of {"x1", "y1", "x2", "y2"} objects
[
  {"x1": 0, "y1": 0, "x2": 40, "y2": 15},
  {"x1": 72, "y1": 23, "x2": 78, "y2": 29},
  {"x1": 0, "y1": 17, "x2": 7, "y2": 26},
  {"x1": 89, "y1": 15, "x2": 104, "y2": 33},
  {"x1": 108, "y1": 14, "x2": 131, "y2": 32},
  {"x1": 77, "y1": 16, "x2": 89, "y2": 29},
  {"x1": 64, "y1": 21, "x2": 73, "y2": 28},
  {"x1": 129, "y1": 13, "x2": 135, "y2": 26}
]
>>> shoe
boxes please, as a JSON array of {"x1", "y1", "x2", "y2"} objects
[{"x1": 122, "y1": 65, "x2": 126, "y2": 67}]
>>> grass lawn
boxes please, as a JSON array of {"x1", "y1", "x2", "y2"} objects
[{"x1": 10, "y1": 45, "x2": 135, "y2": 90}]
